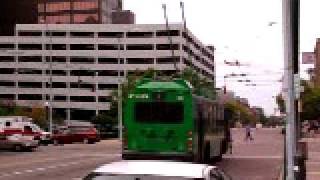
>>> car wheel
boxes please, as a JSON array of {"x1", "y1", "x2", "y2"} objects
[
  {"x1": 14, "y1": 145, "x2": 23, "y2": 152},
  {"x1": 83, "y1": 138, "x2": 89, "y2": 144},
  {"x1": 53, "y1": 139, "x2": 60, "y2": 146}
]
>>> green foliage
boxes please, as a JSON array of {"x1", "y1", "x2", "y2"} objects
[
  {"x1": 225, "y1": 100, "x2": 257, "y2": 125},
  {"x1": 0, "y1": 107, "x2": 9, "y2": 116},
  {"x1": 276, "y1": 94, "x2": 286, "y2": 113},
  {"x1": 301, "y1": 80, "x2": 320, "y2": 120},
  {"x1": 30, "y1": 106, "x2": 47, "y2": 128}
]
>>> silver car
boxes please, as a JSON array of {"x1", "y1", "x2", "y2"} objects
[
  {"x1": 83, "y1": 160, "x2": 232, "y2": 180},
  {"x1": 0, "y1": 134, "x2": 39, "y2": 151}
]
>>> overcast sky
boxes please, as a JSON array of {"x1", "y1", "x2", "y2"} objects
[{"x1": 124, "y1": 0, "x2": 319, "y2": 116}]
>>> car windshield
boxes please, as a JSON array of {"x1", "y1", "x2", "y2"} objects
[
  {"x1": 30, "y1": 124, "x2": 42, "y2": 132},
  {"x1": 83, "y1": 173, "x2": 204, "y2": 180}
]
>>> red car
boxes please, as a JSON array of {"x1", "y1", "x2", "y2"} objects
[{"x1": 52, "y1": 125, "x2": 99, "y2": 145}]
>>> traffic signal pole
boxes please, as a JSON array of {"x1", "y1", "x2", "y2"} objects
[{"x1": 283, "y1": 0, "x2": 299, "y2": 179}]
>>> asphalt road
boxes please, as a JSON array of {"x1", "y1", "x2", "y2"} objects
[
  {"x1": 0, "y1": 140, "x2": 122, "y2": 180},
  {"x1": 0, "y1": 128, "x2": 283, "y2": 180},
  {"x1": 218, "y1": 128, "x2": 284, "y2": 180}
]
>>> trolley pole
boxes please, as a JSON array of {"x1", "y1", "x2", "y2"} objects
[{"x1": 283, "y1": 0, "x2": 299, "y2": 179}]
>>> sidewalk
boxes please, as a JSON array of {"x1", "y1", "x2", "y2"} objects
[{"x1": 300, "y1": 136, "x2": 320, "y2": 180}]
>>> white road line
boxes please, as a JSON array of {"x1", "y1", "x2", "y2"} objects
[
  {"x1": 24, "y1": 169, "x2": 34, "y2": 173},
  {"x1": 36, "y1": 167, "x2": 45, "y2": 171},
  {"x1": 0, "y1": 154, "x2": 117, "y2": 179},
  {"x1": 223, "y1": 155, "x2": 282, "y2": 159}
]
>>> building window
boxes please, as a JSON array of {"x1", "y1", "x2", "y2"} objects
[
  {"x1": 156, "y1": 44, "x2": 180, "y2": 50},
  {"x1": 74, "y1": 14, "x2": 98, "y2": 23},
  {"x1": 98, "y1": 32, "x2": 124, "y2": 38},
  {"x1": 156, "y1": 57, "x2": 180, "y2": 64},
  {"x1": 18, "y1": 44, "x2": 42, "y2": 50},
  {"x1": 0, "y1": 56, "x2": 14, "y2": 62},
  {"x1": 126, "y1": 44, "x2": 153, "y2": 50},
  {"x1": 70, "y1": 44, "x2": 94, "y2": 50},
  {"x1": 18, "y1": 94, "x2": 42, "y2": 100},
  {"x1": 73, "y1": 1, "x2": 98, "y2": 10},
  {"x1": 18, "y1": 56, "x2": 42, "y2": 62},
  {"x1": 127, "y1": 58, "x2": 154, "y2": 64},
  {"x1": 70, "y1": 31, "x2": 94, "y2": 38},
  {"x1": 0, "y1": 81, "x2": 14, "y2": 87},
  {"x1": 98, "y1": 58, "x2": 120, "y2": 64},
  {"x1": 156, "y1": 30, "x2": 180, "y2": 37},
  {"x1": 45, "y1": 2, "x2": 71, "y2": 12},
  {"x1": 70, "y1": 57, "x2": 95, "y2": 64},
  {"x1": 126, "y1": 32, "x2": 153, "y2": 38},
  {"x1": 98, "y1": 44, "x2": 123, "y2": 50},
  {"x1": 45, "y1": 15, "x2": 70, "y2": 24}
]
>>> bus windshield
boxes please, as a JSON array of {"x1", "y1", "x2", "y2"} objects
[{"x1": 134, "y1": 102, "x2": 184, "y2": 123}]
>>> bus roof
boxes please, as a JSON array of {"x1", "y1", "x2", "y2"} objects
[{"x1": 136, "y1": 80, "x2": 190, "y2": 91}]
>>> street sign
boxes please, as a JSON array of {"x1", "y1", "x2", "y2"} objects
[{"x1": 302, "y1": 52, "x2": 315, "y2": 64}]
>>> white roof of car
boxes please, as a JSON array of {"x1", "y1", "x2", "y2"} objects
[{"x1": 93, "y1": 160, "x2": 215, "y2": 178}]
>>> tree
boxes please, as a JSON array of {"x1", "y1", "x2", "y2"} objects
[
  {"x1": 276, "y1": 94, "x2": 286, "y2": 114},
  {"x1": 225, "y1": 100, "x2": 257, "y2": 125},
  {"x1": 301, "y1": 81, "x2": 320, "y2": 120},
  {"x1": 30, "y1": 106, "x2": 47, "y2": 128}
]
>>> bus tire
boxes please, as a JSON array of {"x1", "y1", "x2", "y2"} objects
[
  {"x1": 204, "y1": 142, "x2": 211, "y2": 164},
  {"x1": 14, "y1": 145, "x2": 23, "y2": 152}
]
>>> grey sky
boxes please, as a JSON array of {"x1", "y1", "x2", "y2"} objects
[{"x1": 124, "y1": 0, "x2": 318, "y2": 116}]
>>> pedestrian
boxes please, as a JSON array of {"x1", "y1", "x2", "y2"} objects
[{"x1": 244, "y1": 124, "x2": 253, "y2": 141}]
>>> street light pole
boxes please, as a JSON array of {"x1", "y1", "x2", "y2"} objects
[
  {"x1": 41, "y1": 19, "x2": 53, "y2": 134},
  {"x1": 48, "y1": 25, "x2": 53, "y2": 134},
  {"x1": 283, "y1": 0, "x2": 299, "y2": 179},
  {"x1": 117, "y1": 36, "x2": 122, "y2": 141}
]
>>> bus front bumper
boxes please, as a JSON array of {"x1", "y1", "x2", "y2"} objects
[{"x1": 122, "y1": 150, "x2": 194, "y2": 161}]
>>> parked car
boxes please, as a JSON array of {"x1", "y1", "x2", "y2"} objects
[
  {"x1": 0, "y1": 134, "x2": 39, "y2": 151},
  {"x1": 52, "y1": 125, "x2": 99, "y2": 145},
  {"x1": 83, "y1": 160, "x2": 232, "y2": 180}
]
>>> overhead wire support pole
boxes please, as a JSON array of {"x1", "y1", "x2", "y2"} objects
[
  {"x1": 283, "y1": 0, "x2": 299, "y2": 179},
  {"x1": 180, "y1": 1, "x2": 191, "y2": 64},
  {"x1": 162, "y1": 4, "x2": 178, "y2": 73}
]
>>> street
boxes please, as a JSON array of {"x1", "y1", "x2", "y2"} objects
[
  {"x1": 0, "y1": 128, "x2": 283, "y2": 180},
  {"x1": 0, "y1": 140, "x2": 122, "y2": 180}
]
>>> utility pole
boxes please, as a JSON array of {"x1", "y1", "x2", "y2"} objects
[{"x1": 283, "y1": 0, "x2": 299, "y2": 179}]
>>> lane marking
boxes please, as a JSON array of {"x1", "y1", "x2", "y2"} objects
[
  {"x1": 0, "y1": 155, "x2": 118, "y2": 179},
  {"x1": 223, "y1": 155, "x2": 282, "y2": 159}
]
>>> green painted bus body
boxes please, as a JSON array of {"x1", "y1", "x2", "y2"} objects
[{"x1": 123, "y1": 79, "x2": 228, "y2": 161}]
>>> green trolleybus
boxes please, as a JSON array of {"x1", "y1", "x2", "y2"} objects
[{"x1": 122, "y1": 78, "x2": 230, "y2": 163}]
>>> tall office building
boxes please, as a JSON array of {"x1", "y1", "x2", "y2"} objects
[
  {"x1": 314, "y1": 38, "x2": 320, "y2": 87},
  {"x1": 0, "y1": 24, "x2": 215, "y2": 121},
  {"x1": 0, "y1": 0, "x2": 134, "y2": 36},
  {"x1": 38, "y1": 0, "x2": 128, "y2": 24},
  {"x1": 0, "y1": 0, "x2": 38, "y2": 36}
]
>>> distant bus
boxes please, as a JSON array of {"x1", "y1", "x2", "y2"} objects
[{"x1": 122, "y1": 79, "x2": 230, "y2": 163}]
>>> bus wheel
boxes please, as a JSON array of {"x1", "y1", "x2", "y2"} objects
[
  {"x1": 83, "y1": 138, "x2": 89, "y2": 144},
  {"x1": 204, "y1": 143, "x2": 211, "y2": 164},
  {"x1": 14, "y1": 145, "x2": 23, "y2": 152},
  {"x1": 53, "y1": 139, "x2": 60, "y2": 146}
]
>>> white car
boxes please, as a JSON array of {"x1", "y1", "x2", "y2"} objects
[{"x1": 83, "y1": 160, "x2": 232, "y2": 180}]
